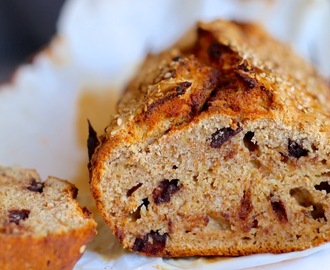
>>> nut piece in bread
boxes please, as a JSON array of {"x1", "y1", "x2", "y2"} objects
[
  {"x1": 89, "y1": 20, "x2": 330, "y2": 257},
  {"x1": 0, "y1": 166, "x2": 97, "y2": 269}
]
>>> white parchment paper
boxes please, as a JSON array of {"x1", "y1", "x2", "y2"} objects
[{"x1": 1, "y1": 0, "x2": 330, "y2": 269}]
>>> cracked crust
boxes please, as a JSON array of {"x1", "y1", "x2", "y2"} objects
[{"x1": 89, "y1": 20, "x2": 330, "y2": 257}]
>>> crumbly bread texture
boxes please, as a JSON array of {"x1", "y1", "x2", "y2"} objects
[
  {"x1": 0, "y1": 166, "x2": 97, "y2": 270},
  {"x1": 89, "y1": 20, "x2": 330, "y2": 257}
]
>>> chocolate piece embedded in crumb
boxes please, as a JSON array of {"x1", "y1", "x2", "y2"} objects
[
  {"x1": 288, "y1": 139, "x2": 308, "y2": 158},
  {"x1": 132, "y1": 231, "x2": 168, "y2": 255},
  {"x1": 209, "y1": 125, "x2": 243, "y2": 148},
  {"x1": 8, "y1": 209, "x2": 30, "y2": 225},
  {"x1": 175, "y1": 81, "x2": 192, "y2": 95},
  {"x1": 27, "y1": 178, "x2": 44, "y2": 193},
  {"x1": 152, "y1": 179, "x2": 181, "y2": 205}
]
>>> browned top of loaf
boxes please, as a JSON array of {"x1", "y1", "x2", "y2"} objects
[{"x1": 92, "y1": 19, "x2": 330, "y2": 165}]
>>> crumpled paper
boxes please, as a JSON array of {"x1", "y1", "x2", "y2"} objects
[{"x1": 1, "y1": 0, "x2": 330, "y2": 269}]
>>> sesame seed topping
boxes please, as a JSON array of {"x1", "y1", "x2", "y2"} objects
[
  {"x1": 164, "y1": 72, "x2": 172, "y2": 79},
  {"x1": 117, "y1": 118, "x2": 123, "y2": 126},
  {"x1": 79, "y1": 245, "x2": 86, "y2": 254}
]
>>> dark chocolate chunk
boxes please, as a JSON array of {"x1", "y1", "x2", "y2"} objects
[
  {"x1": 172, "y1": 56, "x2": 182, "y2": 62},
  {"x1": 70, "y1": 186, "x2": 79, "y2": 199},
  {"x1": 132, "y1": 230, "x2": 168, "y2": 255},
  {"x1": 87, "y1": 120, "x2": 100, "y2": 161},
  {"x1": 311, "y1": 203, "x2": 326, "y2": 221},
  {"x1": 172, "y1": 165, "x2": 178, "y2": 170},
  {"x1": 130, "y1": 198, "x2": 149, "y2": 221},
  {"x1": 207, "y1": 41, "x2": 231, "y2": 62},
  {"x1": 237, "y1": 62, "x2": 250, "y2": 72},
  {"x1": 82, "y1": 207, "x2": 93, "y2": 218},
  {"x1": 153, "y1": 179, "x2": 180, "y2": 205},
  {"x1": 270, "y1": 195, "x2": 288, "y2": 223},
  {"x1": 315, "y1": 181, "x2": 330, "y2": 194},
  {"x1": 209, "y1": 125, "x2": 243, "y2": 148},
  {"x1": 27, "y1": 178, "x2": 44, "y2": 193},
  {"x1": 9, "y1": 209, "x2": 30, "y2": 225},
  {"x1": 235, "y1": 71, "x2": 256, "y2": 89},
  {"x1": 175, "y1": 81, "x2": 192, "y2": 95},
  {"x1": 251, "y1": 218, "x2": 258, "y2": 228},
  {"x1": 288, "y1": 139, "x2": 308, "y2": 158},
  {"x1": 142, "y1": 198, "x2": 150, "y2": 209},
  {"x1": 244, "y1": 77, "x2": 256, "y2": 89},
  {"x1": 127, "y1": 183, "x2": 143, "y2": 197}
]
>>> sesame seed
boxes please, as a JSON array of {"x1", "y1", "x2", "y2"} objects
[
  {"x1": 275, "y1": 77, "x2": 283, "y2": 83},
  {"x1": 164, "y1": 72, "x2": 172, "y2": 79},
  {"x1": 79, "y1": 245, "x2": 86, "y2": 254},
  {"x1": 148, "y1": 99, "x2": 154, "y2": 105},
  {"x1": 136, "y1": 108, "x2": 143, "y2": 114},
  {"x1": 117, "y1": 118, "x2": 123, "y2": 126}
]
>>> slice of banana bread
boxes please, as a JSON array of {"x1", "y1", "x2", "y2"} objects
[
  {"x1": 0, "y1": 166, "x2": 97, "y2": 270},
  {"x1": 89, "y1": 19, "x2": 330, "y2": 257}
]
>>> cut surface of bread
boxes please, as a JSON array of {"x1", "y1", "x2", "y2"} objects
[
  {"x1": 89, "y1": 20, "x2": 330, "y2": 257},
  {"x1": 0, "y1": 166, "x2": 97, "y2": 270}
]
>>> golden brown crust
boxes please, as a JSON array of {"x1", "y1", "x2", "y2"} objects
[
  {"x1": 90, "y1": 20, "x2": 330, "y2": 257},
  {"x1": 1, "y1": 230, "x2": 94, "y2": 270},
  {"x1": 194, "y1": 21, "x2": 330, "y2": 124},
  {"x1": 0, "y1": 166, "x2": 97, "y2": 269}
]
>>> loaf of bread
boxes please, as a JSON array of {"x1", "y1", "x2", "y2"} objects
[
  {"x1": 0, "y1": 166, "x2": 97, "y2": 269},
  {"x1": 89, "y1": 20, "x2": 330, "y2": 257}
]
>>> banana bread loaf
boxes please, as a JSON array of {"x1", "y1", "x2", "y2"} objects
[
  {"x1": 89, "y1": 19, "x2": 330, "y2": 257},
  {"x1": 0, "y1": 166, "x2": 97, "y2": 269}
]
